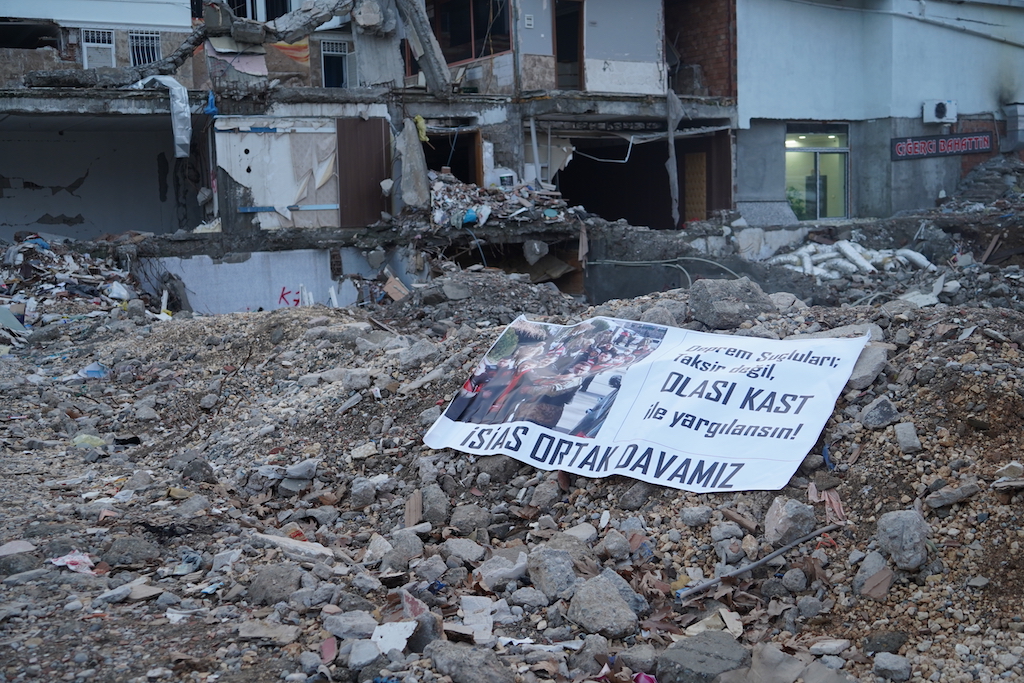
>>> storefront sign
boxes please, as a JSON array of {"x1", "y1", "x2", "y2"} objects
[
  {"x1": 891, "y1": 132, "x2": 992, "y2": 161},
  {"x1": 425, "y1": 316, "x2": 867, "y2": 493}
]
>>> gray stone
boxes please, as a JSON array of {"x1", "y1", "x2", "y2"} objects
[
  {"x1": 212, "y1": 549, "x2": 242, "y2": 573},
  {"x1": 350, "y1": 477, "x2": 377, "y2": 509},
  {"x1": 894, "y1": 422, "x2": 922, "y2": 454},
  {"x1": 0, "y1": 553, "x2": 41, "y2": 577},
  {"x1": 876, "y1": 510, "x2": 930, "y2": 570},
  {"x1": 853, "y1": 551, "x2": 888, "y2": 595},
  {"x1": 657, "y1": 630, "x2": 752, "y2": 683},
  {"x1": 347, "y1": 640, "x2": 382, "y2": 670},
  {"x1": 247, "y1": 565, "x2": 303, "y2": 606},
  {"x1": 421, "y1": 484, "x2": 450, "y2": 525},
  {"x1": 599, "y1": 567, "x2": 650, "y2": 616},
  {"x1": 123, "y1": 470, "x2": 154, "y2": 489},
  {"x1": 570, "y1": 634, "x2": 610, "y2": 675},
  {"x1": 426, "y1": 641, "x2": 514, "y2": 683},
  {"x1": 603, "y1": 529, "x2": 630, "y2": 560},
  {"x1": 529, "y1": 474, "x2": 562, "y2": 510},
  {"x1": 760, "y1": 578, "x2": 790, "y2": 600},
  {"x1": 781, "y1": 568, "x2": 808, "y2": 592},
  {"x1": 473, "y1": 553, "x2": 527, "y2": 592},
  {"x1": 477, "y1": 455, "x2": 521, "y2": 482},
  {"x1": 94, "y1": 584, "x2": 132, "y2": 605},
  {"x1": 874, "y1": 652, "x2": 911, "y2": 682},
  {"x1": 639, "y1": 305, "x2": 679, "y2": 327},
  {"x1": 710, "y1": 522, "x2": 743, "y2": 541},
  {"x1": 2, "y1": 567, "x2": 52, "y2": 585},
  {"x1": 567, "y1": 575, "x2": 638, "y2": 638},
  {"x1": 350, "y1": 572, "x2": 383, "y2": 593},
  {"x1": 126, "y1": 298, "x2": 147, "y2": 320},
  {"x1": 527, "y1": 547, "x2": 579, "y2": 601},
  {"x1": 859, "y1": 396, "x2": 900, "y2": 429},
  {"x1": 620, "y1": 480, "x2": 657, "y2": 510},
  {"x1": 509, "y1": 587, "x2": 549, "y2": 609},
  {"x1": 763, "y1": 497, "x2": 816, "y2": 546},
  {"x1": 323, "y1": 610, "x2": 378, "y2": 640},
  {"x1": 101, "y1": 536, "x2": 161, "y2": 566},
  {"x1": 441, "y1": 538, "x2": 485, "y2": 563},
  {"x1": 414, "y1": 555, "x2": 448, "y2": 582},
  {"x1": 847, "y1": 343, "x2": 889, "y2": 390},
  {"x1": 688, "y1": 277, "x2": 777, "y2": 329},
  {"x1": 199, "y1": 394, "x2": 218, "y2": 410},
  {"x1": 681, "y1": 506, "x2": 713, "y2": 526},
  {"x1": 788, "y1": 323, "x2": 885, "y2": 342},
  {"x1": 618, "y1": 644, "x2": 658, "y2": 674},
  {"x1": 181, "y1": 456, "x2": 217, "y2": 483},
  {"x1": 175, "y1": 494, "x2": 210, "y2": 517},
  {"x1": 546, "y1": 532, "x2": 597, "y2": 564},
  {"x1": 442, "y1": 282, "x2": 472, "y2": 301},
  {"x1": 563, "y1": 522, "x2": 598, "y2": 544},
  {"x1": 715, "y1": 538, "x2": 745, "y2": 564},
  {"x1": 798, "y1": 596, "x2": 823, "y2": 617},
  {"x1": 449, "y1": 504, "x2": 490, "y2": 534},
  {"x1": 299, "y1": 651, "x2": 322, "y2": 674},
  {"x1": 924, "y1": 483, "x2": 981, "y2": 508},
  {"x1": 399, "y1": 339, "x2": 440, "y2": 369},
  {"x1": 809, "y1": 639, "x2": 852, "y2": 656},
  {"x1": 995, "y1": 461, "x2": 1024, "y2": 478},
  {"x1": 381, "y1": 531, "x2": 424, "y2": 572},
  {"x1": 419, "y1": 406, "x2": 442, "y2": 425},
  {"x1": 863, "y1": 631, "x2": 908, "y2": 655}
]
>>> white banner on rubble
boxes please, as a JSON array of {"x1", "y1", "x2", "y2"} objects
[{"x1": 424, "y1": 316, "x2": 868, "y2": 493}]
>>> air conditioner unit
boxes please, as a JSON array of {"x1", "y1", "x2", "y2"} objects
[{"x1": 923, "y1": 100, "x2": 957, "y2": 123}]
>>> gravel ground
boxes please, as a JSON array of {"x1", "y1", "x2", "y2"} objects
[{"x1": 2, "y1": 265, "x2": 1024, "y2": 683}]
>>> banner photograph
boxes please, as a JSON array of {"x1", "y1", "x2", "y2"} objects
[{"x1": 425, "y1": 316, "x2": 868, "y2": 492}]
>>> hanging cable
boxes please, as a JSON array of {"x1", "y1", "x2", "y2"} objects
[
  {"x1": 573, "y1": 137, "x2": 636, "y2": 164},
  {"x1": 464, "y1": 227, "x2": 488, "y2": 268}
]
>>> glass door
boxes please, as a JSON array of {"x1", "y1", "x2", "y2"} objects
[{"x1": 785, "y1": 124, "x2": 848, "y2": 220}]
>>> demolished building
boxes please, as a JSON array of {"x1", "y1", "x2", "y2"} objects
[{"x1": 1, "y1": 0, "x2": 1023, "y2": 312}]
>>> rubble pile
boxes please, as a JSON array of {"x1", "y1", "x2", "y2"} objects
[
  {"x1": 425, "y1": 173, "x2": 579, "y2": 232},
  {"x1": 1, "y1": 268, "x2": 1024, "y2": 683},
  {"x1": 0, "y1": 233, "x2": 150, "y2": 349}
]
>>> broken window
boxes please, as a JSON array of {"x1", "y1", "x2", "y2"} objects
[
  {"x1": 82, "y1": 29, "x2": 114, "y2": 69},
  {"x1": 428, "y1": 0, "x2": 511, "y2": 65},
  {"x1": 128, "y1": 30, "x2": 162, "y2": 66},
  {"x1": 228, "y1": 0, "x2": 250, "y2": 19},
  {"x1": 266, "y1": 0, "x2": 291, "y2": 21},
  {"x1": 321, "y1": 40, "x2": 351, "y2": 88},
  {"x1": 0, "y1": 22, "x2": 61, "y2": 50}
]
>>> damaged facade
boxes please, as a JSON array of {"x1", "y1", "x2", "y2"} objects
[{"x1": 1, "y1": 0, "x2": 1023, "y2": 311}]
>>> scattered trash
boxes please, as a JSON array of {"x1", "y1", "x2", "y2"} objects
[{"x1": 48, "y1": 550, "x2": 97, "y2": 575}]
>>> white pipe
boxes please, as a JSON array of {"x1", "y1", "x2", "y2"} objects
[
  {"x1": 836, "y1": 240, "x2": 877, "y2": 273},
  {"x1": 896, "y1": 248, "x2": 937, "y2": 271}
]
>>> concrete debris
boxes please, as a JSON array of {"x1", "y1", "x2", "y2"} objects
[
  {"x1": 1, "y1": 265, "x2": 1024, "y2": 683},
  {"x1": 429, "y1": 171, "x2": 576, "y2": 231}
]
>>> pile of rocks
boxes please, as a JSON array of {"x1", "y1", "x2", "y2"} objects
[{"x1": 1, "y1": 272, "x2": 1023, "y2": 683}]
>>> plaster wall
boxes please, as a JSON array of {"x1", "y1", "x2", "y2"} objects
[
  {"x1": 583, "y1": 0, "x2": 665, "y2": 95},
  {"x1": 517, "y1": 0, "x2": 554, "y2": 55},
  {"x1": 214, "y1": 117, "x2": 342, "y2": 230},
  {"x1": 0, "y1": 47, "x2": 67, "y2": 88},
  {"x1": 0, "y1": 130, "x2": 186, "y2": 242},
  {"x1": 148, "y1": 250, "x2": 341, "y2": 314},
  {"x1": 737, "y1": 0, "x2": 1024, "y2": 128},
  {"x1": 4, "y1": 0, "x2": 193, "y2": 30},
  {"x1": 735, "y1": 121, "x2": 787, "y2": 202}
]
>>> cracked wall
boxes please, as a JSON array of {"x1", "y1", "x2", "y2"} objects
[{"x1": 0, "y1": 130, "x2": 198, "y2": 242}]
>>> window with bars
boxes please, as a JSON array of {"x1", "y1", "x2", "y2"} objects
[
  {"x1": 321, "y1": 40, "x2": 351, "y2": 88},
  {"x1": 82, "y1": 29, "x2": 114, "y2": 69},
  {"x1": 128, "y1": 30, "x2": 162, "y2": 66}
]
